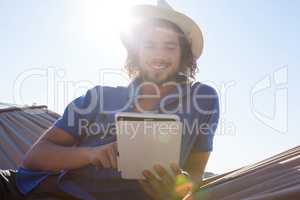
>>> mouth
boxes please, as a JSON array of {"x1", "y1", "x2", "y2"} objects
[{"x1": 150, "y1": 64, "x2": 169, "y2": 70}]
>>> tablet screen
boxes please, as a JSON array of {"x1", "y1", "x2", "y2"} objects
[{"x1": 115, "y1": 112, "x2": 182, "y2": 179}]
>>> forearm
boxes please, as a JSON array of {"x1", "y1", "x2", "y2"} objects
[
  {"x1": 182, "y1": 169, "x2": 203, "y2": 190},
  {"x1": 22, "y1": 140, "x2": 92, "y2": 172},
  {"x1": 183, "y1": 152, "x2": 210, "y2": 187}
]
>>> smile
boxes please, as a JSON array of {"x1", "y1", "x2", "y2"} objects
[{"x1": 150, "y1": 64, "x2": 168, "y2": 70}]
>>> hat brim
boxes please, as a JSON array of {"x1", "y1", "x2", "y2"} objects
[{"x1": 121, "y1": 4, "x2": 204, "y2": 59}]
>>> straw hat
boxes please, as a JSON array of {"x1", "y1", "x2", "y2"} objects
[{"x1": 121, "y1": 0, "x2": 204, "y2": 59}]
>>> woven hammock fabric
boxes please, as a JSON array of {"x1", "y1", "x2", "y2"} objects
[
  {"x1": 0, "y1": 106, "x2": 59, "y2": 169},
  {"x1": 0, "y1": 105, "x2": 299, "y2": 199}
]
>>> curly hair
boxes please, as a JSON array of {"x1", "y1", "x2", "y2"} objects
[{"x1": 123, "y1": 19, "x2": 198, "y2": 80}]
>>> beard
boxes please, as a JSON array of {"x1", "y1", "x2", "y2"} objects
[{"x1": 139, "y1": 68, "x2": 179, "y2": 85}]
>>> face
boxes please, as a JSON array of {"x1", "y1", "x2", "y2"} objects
[{"x1": 137, "y1": 25, "x2": 181, "y2": 84}]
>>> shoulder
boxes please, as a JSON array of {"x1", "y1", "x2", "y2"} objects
[
  {"x1": 190, "y1": 82, "x2": 219, "y2": 113},
  {"x1": 191, "y1": 82, "x2": 218, "y2": 96},
  {"x1": 84, "y1": 85, "x2": 130, "y2": 111},
  {"x1": 67, "y1": 85, "x2": 128, "y2": 110},
  {"x1": 87, "y1": 85, "x2": 128, "y2": 99}
]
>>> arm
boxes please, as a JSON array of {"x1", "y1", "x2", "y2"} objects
[
  {"x1": 22, "y1": 127, "x2": 118, "y2": 172},
  {"x1": 22, "y1": 87, "x2": 118, "y2": 172},
  {"x1": 22, "y1": 127, "x2": 91, "y2": 172},
  {"x1": 183, "y1": 151, "x2": 210, "y2": 186},
  {"x1": 184, "y1": 84, "x2": 218, "y2": 186}
]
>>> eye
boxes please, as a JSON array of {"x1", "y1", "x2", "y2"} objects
[
  {"x1": 165, "y1": 43, "x2": 177, "y2": 50},
  {"x1": 145, "y1": 44, "x2": 154, "y2": 49},
  {"x1": 142, "y1": 42, "x2": 155, "y2": 49}
]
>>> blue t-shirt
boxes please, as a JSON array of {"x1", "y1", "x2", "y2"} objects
[{"x1": 16, "y1": 79, "x2": 219, "y2": 196}]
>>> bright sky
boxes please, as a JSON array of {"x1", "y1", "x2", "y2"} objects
[{"x1": 0, "y1": 0, "x2": 299, "y2": 174}]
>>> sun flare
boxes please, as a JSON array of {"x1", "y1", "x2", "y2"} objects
[{"x1": 80, "y1": 0, "x2": 140, "y2": 43}]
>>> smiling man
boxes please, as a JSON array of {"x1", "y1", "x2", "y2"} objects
[
  {"x1": 0, "y1": 1, "x2": 219, "y2": 200},
  {"x1": 136, "y1": 25, "x2": 181, "y2": 83}
]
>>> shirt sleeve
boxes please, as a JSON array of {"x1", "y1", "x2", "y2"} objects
[
  {"x1": 53, "y1": 86, "x2": 100, "y2": 140},
  {"x1": 191, "y1": 84, "x2": 220, "y2": 152}
]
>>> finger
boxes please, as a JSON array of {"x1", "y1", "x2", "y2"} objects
[
  {"x1": 112, "y1": 142, "x2": 118, "y2": 154},
  {"x1": 107, "y1": 146, "x2": 118, "y2": 169},
  {"x1": 99, "y1": 151, "x2": 111, "y2": 168},
  {"x1": 112, "y1": 142, "x2": 119, "y2": 167},
  {"x1": 153, "y1": 165, "x2": 174, "y2": 189},
  {"x1": 170, "y1": 162, "x2": 181, "y2": 175},
  {"x1": 142, "y1": 170, "x2": 161, "y2": 192},
  {"x1": 142, "y1": 170, "x2": 157, "y2": 180}
]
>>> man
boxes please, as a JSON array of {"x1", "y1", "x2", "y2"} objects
[{"x1": 0, "y1": 1, "x2": 219, "y2": 200}]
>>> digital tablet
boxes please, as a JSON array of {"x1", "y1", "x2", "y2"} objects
[{"x1": 115, "y1": 112, "x2": 182, "y2": 179}]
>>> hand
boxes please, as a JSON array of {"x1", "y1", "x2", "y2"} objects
[
  {"x1": 139, "y1": 163, "x2": 193, "y2": 200},
  {"x1": 87, "y1": 142, "x2": 118, "y2": 169}
]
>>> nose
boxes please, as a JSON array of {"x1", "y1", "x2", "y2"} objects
[
  {"x1": 151, "y1": 47, "x2": 169, "y2": 63},
  {"x1": 151, "y1": 57, "x2": 168, "y2": 65}
]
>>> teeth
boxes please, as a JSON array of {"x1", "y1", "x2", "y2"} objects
[{"x1": 152, "y1": 65, "x2": 167, "y2": 69}]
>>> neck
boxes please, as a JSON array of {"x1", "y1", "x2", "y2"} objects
[
  {"x1": 140, "y1": 84, "x2": 176, "y2": 96},
  {"x1": 139, "y1": 80, "x2": 177, "y2": 98}
]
